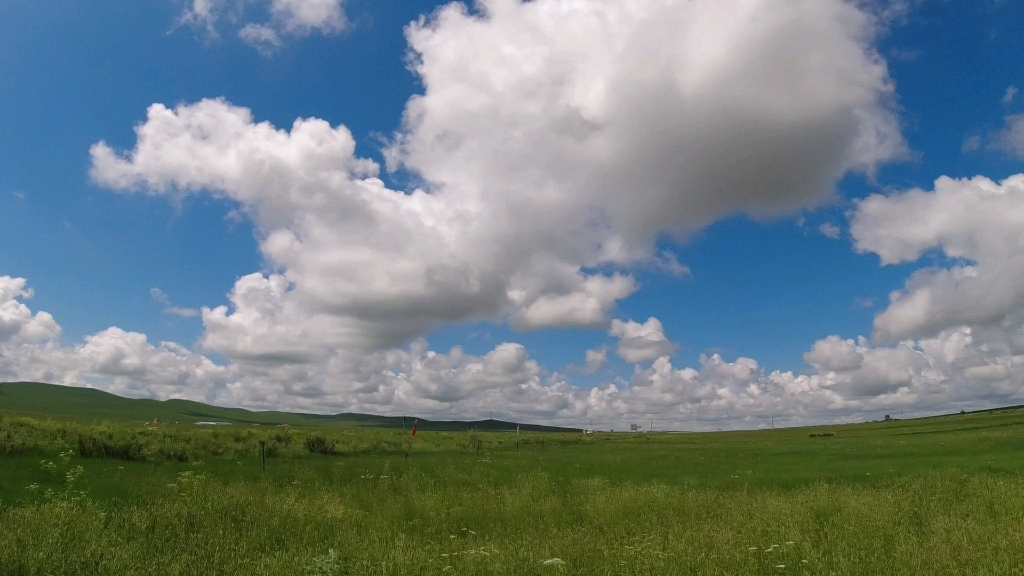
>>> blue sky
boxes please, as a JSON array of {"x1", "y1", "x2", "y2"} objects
[{"x1": 2, "y1": 0, "x2": 1024, "y2": 429}]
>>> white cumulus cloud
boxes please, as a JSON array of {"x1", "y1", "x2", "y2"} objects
[
  {"x1": 10, "y1": 0, "x2": 966, "y2": 428},
  {"x1": 0, "y1": 277, "x2": 60, "y2": 346},
  {"x1": 609, "y1": 317, "x2": 675, "y2": 364},
  {"x1": 804, "y1": 335, "x2": 865, "y2": 372},
  {"x1": 94, "y1": 0, "x2": 905, "y2": 362},
  {"x1": 4, "y1": 275, "x2": 1024, "y2": 429},
  {"x1": 852, "y1": 174, "x2": 1024, "y2": 343}
]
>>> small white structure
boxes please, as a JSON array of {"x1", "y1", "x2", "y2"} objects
[{"x1": 195, "y1": 421, "x2": 233, "y2": 426}]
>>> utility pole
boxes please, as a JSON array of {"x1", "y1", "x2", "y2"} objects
[
  {"x1": 901, "y1": 403, "x2": 904, "y2": 421},
  {"x1": 771, "y1": 415, "x2": 774, "y2": 430}
]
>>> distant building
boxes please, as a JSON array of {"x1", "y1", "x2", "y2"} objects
[
  {"x1": 195, "y1": 421, "x2": 233, "y2": 426},
  {"x1": 884, "y1": 415, "x2": 892, "y2": 421}
]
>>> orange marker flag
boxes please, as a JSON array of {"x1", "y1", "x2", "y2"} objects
[{"x1": 412, "y1": 420, "x2": 419, "y2": 437}]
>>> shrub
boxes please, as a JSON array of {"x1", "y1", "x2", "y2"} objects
[
  {"x1": 304, "y1": 434, "x2": 337, "y2": 455},
  {"x1": 77, "y1": 433, "x2": 147, "y2": 461},
  {"x1": 0, "y1": 430, "x2": 28, "y2": 456},
  {"x1": 156, "y1": 442, "x2": 196, "y2": 463}
]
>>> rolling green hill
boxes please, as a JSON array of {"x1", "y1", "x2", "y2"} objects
[{"x1": 0, "y1": 381, "x2": 577, "y2": 432}]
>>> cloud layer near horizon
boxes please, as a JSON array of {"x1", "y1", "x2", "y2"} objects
[
  {"x1": 7, "y1": 0, "x2": 1024, "y2": 428},
  {"x1": 5, "y1": 272, "x2": 1024, "y2": 429}
]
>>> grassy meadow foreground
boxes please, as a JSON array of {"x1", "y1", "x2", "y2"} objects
[{"x1": 2, "y1": 400, "x2": 1024, "y2": 574}]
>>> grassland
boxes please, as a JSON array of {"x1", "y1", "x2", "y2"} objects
[
  {"x1": 0, "y1": 382, "x2": 575, "y2": 432},
  {"x1": 2, "y1": 388, "x2": 1024, "y2": 575}
]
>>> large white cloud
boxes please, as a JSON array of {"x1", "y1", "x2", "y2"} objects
[
  {"x1": 93, "y1": 0, "x2": 905, "y2": 362},
  {"x1": 15, "y1": 0, "x2": 983, "y2": 428},
  {"x1": 388, "y1": 0, "x2": 904, "y2": 257},
  {"x1": 852, "y1": 174, "x2": 1024, "y2": 342}
]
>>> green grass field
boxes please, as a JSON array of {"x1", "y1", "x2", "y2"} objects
[
  {"x1": 0, "y1": 382, "x2": 576, "y2": 433},
  {"x1": 2, "y1": 384, "x2": 1024, "y2": 575}
]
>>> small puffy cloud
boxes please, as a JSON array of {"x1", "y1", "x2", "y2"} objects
[
  {"x1": 961, "y1": 134, "x2": 982, "y2": 154},
  {"x1": 819, "y1": 222, "x2": 841, "y2": 239},
  {"x1": 804, "y1": 335, "x2": 864, "y2": 372},
  {"x1": 855, "y1": 297, "x2": 875, "y2": 309},
  {"x1": 239, "y1": 24, "x2": 283, "y2": 56},
  {"x1": 178, "y1": 0, "x2": 346, "y2": 54},
  {"x1": 992, "y1": 115, "x2": 1024, "y2": 159},
  {"x1": 178, "y1": 0, "x2": 218, "y2": 33},
  {"x1": 270, "y1": 0, "x2": 346, "y2": 34},
  {"x1": 149, "y1": 288, "x2": 173, "y2": 307},
  {"x1": 609, "y1": 317, "x2": 675, "y2": 364},
  {"x1": 1003, "y1": 86, "x2": 1018, "y2": 105},
  {"x1": 150, "y1": 288, "x2": 199, "y2": 319},
  {"x1": 166, "y1": 307, "x2": 201, "y2": 319},
  {"x1": 0, "y1": 277, "x2": 60, "y2": 345},
  {"x1": 887, "y1": 48, "x2": 920, "y2": 62},
  {"x1": 583, "y1": 347, "x2": 608, "y2": 374}
]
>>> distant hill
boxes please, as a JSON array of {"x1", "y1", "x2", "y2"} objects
[{"x1": 0, "y1": 381, "x2": 579, "y2": 433}]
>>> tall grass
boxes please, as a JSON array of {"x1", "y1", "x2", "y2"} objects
[
  {"x1": 2, "y1": 412, "x2": 1024, "y2": 574},
  {"x1": 1, "y1": 464, "x2": 1022, "y2": 575},
  {"x1": 0, "y1": 416, "x2": 439, "y2": 462}
]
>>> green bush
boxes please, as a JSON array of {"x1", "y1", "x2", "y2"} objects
[
  {"x1": 304, "y1": 434, "x2": 337, "y2": 455},
  {"x1": 0, "y1": 429, "x2": 28, "y2": 456},
  {"x1": 77, "y1": 433, "x2": 147, "y2": 461}
]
